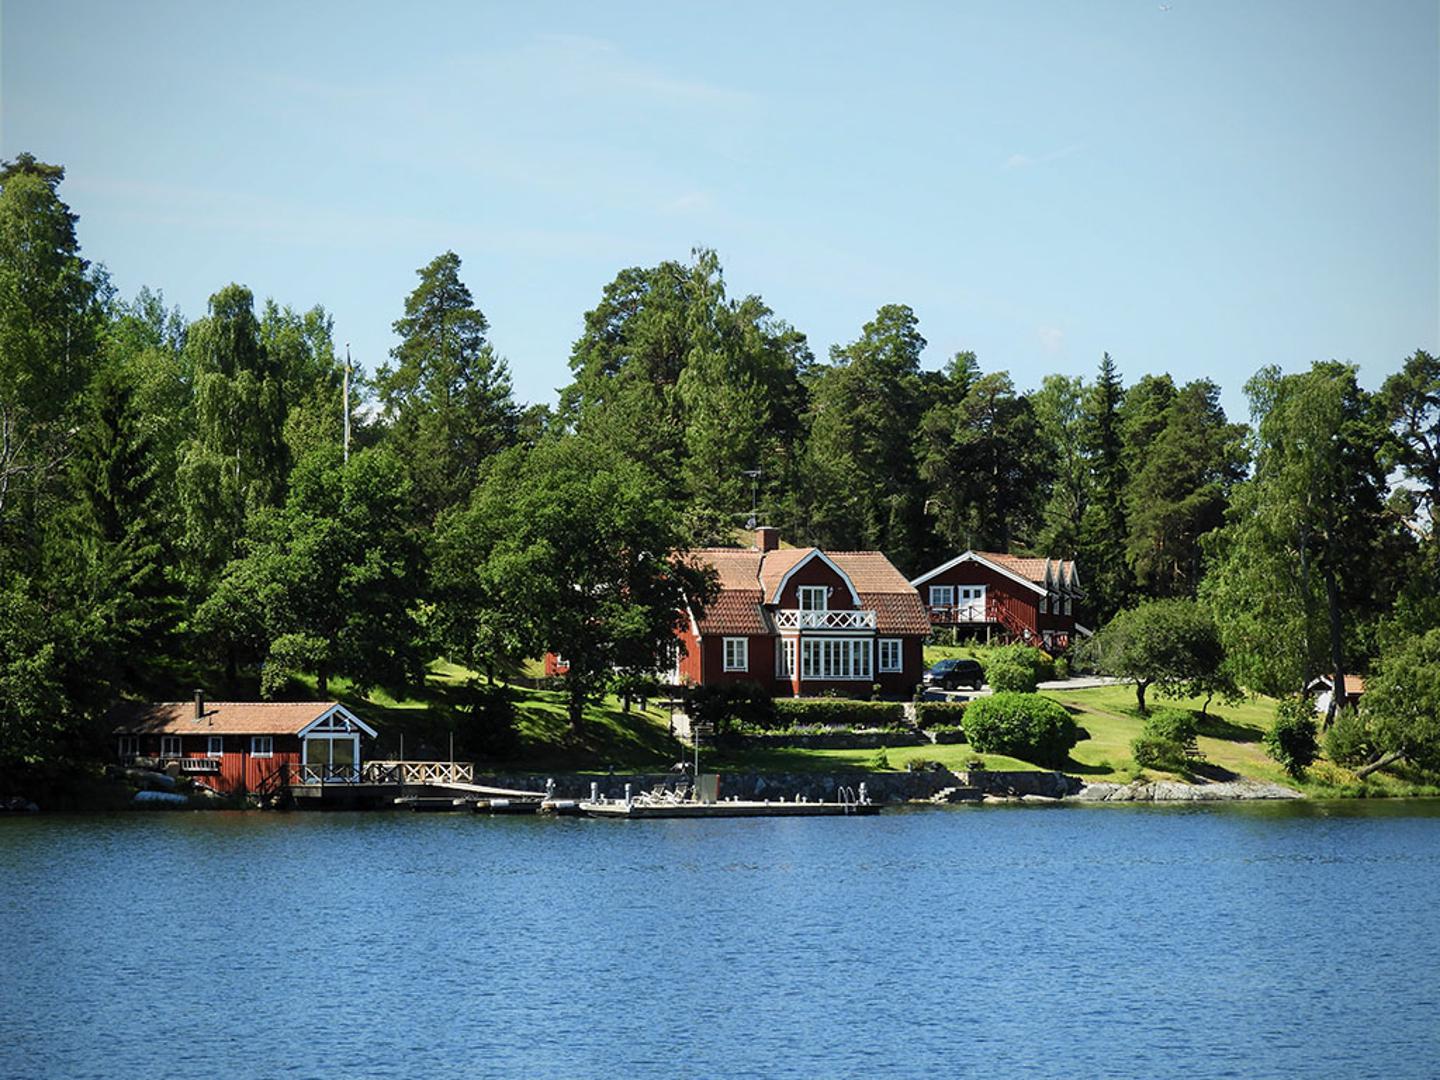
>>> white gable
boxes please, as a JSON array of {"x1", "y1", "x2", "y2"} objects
[{"x1": 298, "y1": 704, "x2": 378, "y2": 739}]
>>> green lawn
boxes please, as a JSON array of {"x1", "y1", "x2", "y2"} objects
[
  {"x1": 293, "y1": 661, "x2": 684, "y2": 772},
  {"x1": 292, "y1": 660, "x2": 1437, "y2": 794}
]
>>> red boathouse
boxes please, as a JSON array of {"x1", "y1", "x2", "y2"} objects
[
  {"x1": 112, "y1": 695, "x2": 378, "y2": 795},
  {"x1": 910, "y1": 550, "x2": 1088, "y2": 651}
]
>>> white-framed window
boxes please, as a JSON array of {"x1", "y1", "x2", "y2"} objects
[
  {"x1": 1064, "y1": 597, "x2": 1073, "y2": 615},
  {"x1": 929, "y1": 585, "x2": 955, "y2": 607},
  {"x1": 800, "y1": 637, "x2": 873, "y2": 680},
  {"x1": 118, "y1": 735, "x2": 139, "y2": 759},
  {"x1": 160, "y1": 735, "x2": 182, "y2": 759},
  {"x1": 723, "y1": 637, "x2": 749, "y2": 672},
  {"x1": 206, "y1": 736, "x2": 224, "y2": 758},
  {"x1": 1040, "y1": 594, "x2": 1049, "y2": 614},
  {"x1": 251, "y1": 736, "x2": 274, "y2": 758},
  {"x1": 878, "y1": 638, "x2": 902, "y2": 673},
  {"x1": 797, "y1": 586, "x2": 828, "y2": 611},
  {"x1": 776, "y1": 638, "x2": 796, "y2": 677}
]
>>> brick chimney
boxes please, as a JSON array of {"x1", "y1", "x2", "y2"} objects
[
  {"x1": 193, "y1": 689, "x2": 205, "y2": 721},
  {"x1": 755, "y1": 526, "x2": 780, "y2": 552}
]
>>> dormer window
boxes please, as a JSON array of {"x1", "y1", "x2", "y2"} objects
[{"x1": 798, "y1": 586, "x2": 828, "y2": 611}]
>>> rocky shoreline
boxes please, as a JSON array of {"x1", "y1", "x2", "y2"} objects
[{"x1": 1070, "y1": 778, "x2": 1303, "y2": 802}]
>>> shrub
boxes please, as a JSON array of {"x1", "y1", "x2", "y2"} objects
[
  {"x1": 1053, "y1": 656, "x2": 1070, "y2": 680},
  {"x1": 985, "y1": 653, "x2": 1038, "y2": 692},
  {"x1": 684, "y1": 682, "x2": 775, "y2": 741},
  {"x1": 772, "y1": 699, "x2": 903, "y2": 727},
  {"x1": 461, "y1": 680, "x2": 519, "y2": 758},
  {"x1": 1323, "y1": 706, "x2": 1372, "y2": 767},
  {"x1": 1265, "y1": 698, "x2": 1320, "y2": 778},
  {"x1": 868, "y1": 748, "x2": 891, "y2": 770},
  {"x1": 915, "y1": 701, "x2": 968, "y2": 729},
  {"x1": 1129, "y1": 708, "x2": 1199, "y2": 773},
  {"x1": 962, "y1": 692, "x2": 1079, "y2": 768}
]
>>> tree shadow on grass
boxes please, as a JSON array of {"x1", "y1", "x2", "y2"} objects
[{"x1": 1194, "y1": 713, "x2": 1265, "y2": 742}]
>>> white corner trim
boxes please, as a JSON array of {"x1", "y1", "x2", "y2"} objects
[
  {"x1": 910, "y1": 550, "x2": 1047, "y2": 596},
  {"x1": 768, "y1": 549, "x2": 863, "y2": 607},
  {"x1": 298, "y1": 703, "x2": 378, "y2": 739}
]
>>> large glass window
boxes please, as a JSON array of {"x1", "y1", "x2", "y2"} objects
[
  {"x1": 251, "y1": 736, "x2": 274, "y2": 758},
  {"x1": 929, "y1": 585, "x2": 955, "y2": 607},
  {"x1": 800, "y1": 637, "x2": 873, "y2": 680},
  {"x1": 776, "y1": 638, "x2": 796, "y2": 677},
  {"x1": 160, "y1": 735, "x2": 182, "y2": 758}
]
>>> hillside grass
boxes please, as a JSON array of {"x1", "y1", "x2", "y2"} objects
[{"x1": 286, "y1": 660, "x2": 1438, "y2": 794}]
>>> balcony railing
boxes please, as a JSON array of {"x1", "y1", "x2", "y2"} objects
[
  {"x1": 926, "y1": 603, "x2": 989, "y2": 624},
  {"x1": 773, "y1": 608, "x2": 877, "y2": 631},
  {"x1": 180, "y1": 757, "x2": 221, "y2": 773}
]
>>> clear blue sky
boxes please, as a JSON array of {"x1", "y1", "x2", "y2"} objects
[{"x1": 5, "y1": 0, "x2": 1437, "y2": 419}]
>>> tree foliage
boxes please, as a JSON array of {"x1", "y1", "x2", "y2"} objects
[{"x1": 1078, "y1": 598, "x2": 1233, "y2": 713}]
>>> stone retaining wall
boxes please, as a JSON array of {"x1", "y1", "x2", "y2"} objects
[{"x1": 732, "y1": 731, "x2": 928, "y2": 750}]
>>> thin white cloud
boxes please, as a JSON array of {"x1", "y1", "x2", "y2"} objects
[{"x1": 1004, "y1": 145, "x2": 1082, "y2": 170}]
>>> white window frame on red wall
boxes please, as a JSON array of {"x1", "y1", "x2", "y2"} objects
[
  {"x1": 800, "y1": 637, "x2": 873, "y2": 681},
  {"x1": 776, "y1": 638, "x2": 796, "y2": 677},
  {"x1": 250, "y1": 736, "x2": 274, "y2": 759},
  {"x1": 878, "y1": 638, "x2": 902, "y2": 673},
  {"x1": 160, "y1": 735, "x2": 182, "y2": 759},
  {"x1": 929, "y1": 585, "x2": 955, "y2": 608},
  {"x1": 723, "y1": 637, "x2": 749, "y2": 672}
]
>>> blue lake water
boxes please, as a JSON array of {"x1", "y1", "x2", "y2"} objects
[{"x1": 2, "y1": 801, "x2": 1438, "y2": 1079}]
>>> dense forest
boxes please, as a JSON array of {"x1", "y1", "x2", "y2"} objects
[{"x1": 3, "y1": 154, "x2": 1437, "y2": 771}]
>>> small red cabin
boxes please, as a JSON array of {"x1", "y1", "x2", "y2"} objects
[
  {"x1": 910, "y1": 550, "x2": 1088, "y2": 651},
  {"x1": 112, "y1": 696, "x2": 377, "y2": 795}
]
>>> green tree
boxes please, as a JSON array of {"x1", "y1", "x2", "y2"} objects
[
  {"x1": 176, "y1": 284, "x2": 289, "y2": 586},
  {"x1": 1033, "y1": 373, "x2": 1090, "y2": 557},
  {"x1": 377, "y1": 251, "x2": 517, "y2": 518},
  {"x1": 1077, "y1": 352, "x2": 1133, "y2": 621},
  {"x1": 0, "y1": 153, "x2": 104, "y2": 533},
  {"x1": 470, "y1": 436, "x2": 712, "y2": 732},
  {"x1": 919, "y1": 369, "x2": 1050, "y2": 552},
  {"x1": 1124, "y1": 379, "x2": 1248, "y2": 596},
  {"x1": 803, "y1": 304, "x2": 927, "y2": 571},
  {"x1": 194, "y1": 446, "x2": 424, "y2": 697},
  {"x1": 1202, "y1": 363, "x2": 1393, "y2": 718},
  {"x1": 1381, "y1": 349, "x2": 1439, "y2": 584},
  {"x1": 1358, "y1": 627, "x2": 1440, "y2": 776},
  {"x1": 1078, "y1": 598, "x2": 1233, "y2": 713}
]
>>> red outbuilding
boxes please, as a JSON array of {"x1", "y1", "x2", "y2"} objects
[
  {"x1": 673, "y1": 527, "x2": 931, "y2": 697},
  {"x1": 112, "y1": 695, "x2": 378, "y2": 795},
  {"x1": 910, "y1": 550, "x2": 1088, "y2": 651}
]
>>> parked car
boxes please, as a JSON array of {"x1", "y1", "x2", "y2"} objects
[{"x1": 922, "y1": 658, "x2": 985, "y2": 690}]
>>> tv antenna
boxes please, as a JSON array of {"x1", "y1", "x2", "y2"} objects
[{"x1": 741, "y1": 468, "x2": 762, "y2": 529}]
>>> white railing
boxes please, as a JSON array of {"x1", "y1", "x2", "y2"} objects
[
  {"x1": 926, "y1": 602, "x2": 989, "y2": 623},
  {"x1": 295, "y1": 763, "x2": 363, "y2": 785},
  {"x1": 365, "y1": 760, "x2": 475, "y2": 786},
  {"x1": 773, "y1": 609, "x2": 877, "y2": 631},
  {"x1": 180, "y1": 757, "x2": 221, "y2": 773}
]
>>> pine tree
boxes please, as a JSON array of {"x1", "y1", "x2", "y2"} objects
[{"x1": 377, "y1": 251, "x2": 517, "y2": 519}]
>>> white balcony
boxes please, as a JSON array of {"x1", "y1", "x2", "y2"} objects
[{"x1": 774, "y1": 608, "x2": 877, "y2": 631}]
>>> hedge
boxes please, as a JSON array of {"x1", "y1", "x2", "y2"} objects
[
  {"x1": 962, "y1": 692, "x2": 1078, "y2": 768},
  {"x1": 915, "y1": 701, "x2": 969, "y2": 729},
  {"x1": 771, "y1": 699, "x2": 904, "y2": 727}
]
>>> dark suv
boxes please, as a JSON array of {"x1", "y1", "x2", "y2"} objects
[{"x1": 923, "y1": 658, "x2": 985, "y2": 690}]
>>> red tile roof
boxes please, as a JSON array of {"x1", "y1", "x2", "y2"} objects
[
  {"x1": 685, "y1": 544, "x2": 929, "y2": 636},
  {"x1": 113, "y1": 701, "x2": 346, "y2": 736}
]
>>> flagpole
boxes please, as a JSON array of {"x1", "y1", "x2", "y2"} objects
[{"x1": 343, "y1": 343, "x2": 351, "y2": 463}]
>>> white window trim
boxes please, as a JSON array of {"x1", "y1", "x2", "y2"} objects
[
  {"x1": 1064, "y1": 597, "x2": 1073, "y2": 615},
  {"x1": 118, "y1": 735, "x2": 139, "y2": 758},
  {"x1": 776, "y1": 637, "x2": 796, "y2": 677},
  {"x1": 929, "y1": 585, "x2": 955, "y2": 607},
  {"x1": 250, "y1": 736, "x2": 274, "y2": 759},
  {"x1": 160, "y1": 735, "x2": 182, "y2": 759},
  {"x1": 797, "y1": 586, "x2": 828, "y2": 611},
  {"x1": 879, "y1": 638, "x2": 903, "y2": 673},
  {"x1": 206, "y1": 736, "x2": 224, "y2": 758},
  {"x1": 800, "y1": 637, "x2": 874, "y2": 681},
  {"x1": 1040, "y1": 594, "x2": 1049, "y2": 614},
  {"x1": 723, "y1": 637, "x2": 749, "y2": 672}
]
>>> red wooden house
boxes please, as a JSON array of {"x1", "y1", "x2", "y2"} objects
[
  {"x1": 112, "y1": 695, "x2": 378, "y2": 795},
  {"x1": 910, "y1": 551, "x2": 1088, "y2": 651},
  {"x1": 674, "y1": 528, "x2": 930, "y2": 697}
]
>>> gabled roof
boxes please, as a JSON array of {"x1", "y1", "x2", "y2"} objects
[
  {"x1": 1305, "y1": 675, "x2": 1366, "y2": 697},
  {"x1": 684, "y1": 544, "x2": 929, "y2": 636},
  {"x1": 113, "y1": 701, "x2": 376, "y2": 737},
  {"x1": 910, "y1": 550, "x2": 1083, "y2": 596}
]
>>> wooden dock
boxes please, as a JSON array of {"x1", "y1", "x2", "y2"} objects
[{"x1": 580, "y1": 798, "x2": 880, "y2": 819}]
